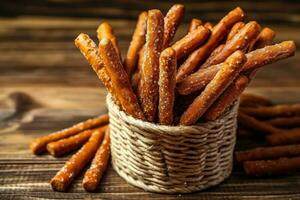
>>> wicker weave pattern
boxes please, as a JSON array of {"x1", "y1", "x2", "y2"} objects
[{"x1": 107, "y1": 94, "x2": 238, "y2": 194}]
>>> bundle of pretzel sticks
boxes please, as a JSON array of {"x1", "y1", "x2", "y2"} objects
[{"x1": 236, "y1": 93, "x2": 300, "y2": 176}]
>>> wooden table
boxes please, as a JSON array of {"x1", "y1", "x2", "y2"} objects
[{"x1": 1, "y1": 0, "x2": 300, "y2": 199}]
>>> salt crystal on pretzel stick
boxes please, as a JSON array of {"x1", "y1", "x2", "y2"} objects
[
  {"x1": 180, "y1": 50, "x2": 246, "y2": 125},
  {"x1": 248, "y1": 27, "x2": 276, "y2": 51},
  {"x1": 137, "y1": 9, "x2": 164, "y2": 122},
  {"x1": 158, "y1": 48, "x2": 177, "y2": 125},
  {"x1": 266, "y1": 116, "x2": 300, "y2": 129},
  {"x1": 171, "y1": 26, "x2": 210, "y2": 59},
  {"x1": 240, "y1": 93, "x2": 273, "y2": 107},
  {"x1": 163, "y1": 4, "x2": 185, "y2": 48},
  {"x1": 267, "y1": 128, "x2": 300, "y2": 145},
  {"x1": 83, "y1": 127, "x2": 110, "y2": 192},
  {"x1": 226, "y1": 22, "x2": 245, "y2": 42},
  {"x1": 124, "y1": 11, "x2": 147, "y2": 75},
  {"x1": 30, "y1": 114, "x2": 108, "y2": 154},
  {"x1": 188, "y1": 18, "x2": 203, "y2": 33},
  {"x1": 99, "y1": 38, "x2": 145, "y2": 120},
  {"x1": 176, "y1": 7, "x2": 245, "y2": 82},
  {"x1": 201, "y1": 21, "x2": 261, "y2": 69},
  {"x1": 50, "y1": 126, "x2": 107, "y2": 192}
]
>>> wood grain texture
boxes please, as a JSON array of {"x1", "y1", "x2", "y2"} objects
[{"x1": 0, "y1": 0, "x2": 300, "y2": 199}]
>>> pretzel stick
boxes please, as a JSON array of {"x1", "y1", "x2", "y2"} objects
[
  {"x1": 163, "y1": 4, "x2": 185, "y2": 48},
  {"x1": 188, "y1": 18, "x2": 203, "y2": 32},
  {"x1": 176, "y1": 7, "x2": 245, "y2": 82},
  {"x1": 171, "y1": 26, "x2": 210, "y2": 59},
  {"x1": 158, "y1": 48, "x2": 176, "y2": 125},
  {"x1": 235, "y1": 144, "x2": 300, "y2": 164},
  {"x1": 30, "y1": 114, "x2": 109, "y2": 154},
  {"x1": 249, "y1": 27, "x2": 276, "y2": 51},
  {"x1": 200, "y1": 21, "x2": 261, "y2": 69},
  {"x1": 137, "y1": 9, "x2": 164, "y2": 122},
  {"x1": 83, "y1": 127, "x2": 110, "y2": 192},
  {"x1": 50, "y1": 126, "x2": 107, "y2": 192},
  {"x1": 99, "y1": 39, "x2": 145, "y2": 120},
  {"x1": 226, "y1": 22, "x2": 245, "y2": 41},
  {"x1": 240, "y1": 93, "x2": 273, "y2": 107},
  {"x1": 97, "y1": 22, "x2": 121, "y2": 58},
  {"x1": 266, "y1": 116, "x2": 300, "y2": 128},
  {"x1": 202, "y1": 44, "x2": 225, "y2": 68},
  {"x1": 266, "y1": 129, "x2": 300, "y2": 145},
  {"x1": 243, "y1": 157, "x2": 300, "y2": 176},
  {"x1": 124, "y1": 11, "x2": 147, "y2": 75},
  {"x1": 204, "y1": 22, "x2": 213, "y2": 31},
  {"x1": 180, "y1": 50, "x2": 246, "y2": 125}
]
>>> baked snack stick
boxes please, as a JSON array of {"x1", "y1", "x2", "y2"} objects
[
  {"x1": 240, "y1": 93, "x2": 273, "y2": 107},
  {"x1": 176, "y1": 7, "x2": 245, "y2": 82},
  {"x1": 248, "y1": 27, "x2": 276, "y2": 51},
  {"x1": 204, "y1": 22, "x2": 213, "y2": 31},
  {"x1": 235, "y1": 144, "x2": 300, "y2": 164},
  {"x1": 202, "y1": 44, "x2": 225, "y2": 69},
  {"x1": 163, "y1": 4, "x2": 185, "y2": 48},
  {"x1": 99, "y1": 38, "x2": 145, "y2": 120},
  {"x1": 158, "y1": 48, "x2": 176, "y2": 125},
  {"x1": 243, "y1": 157, "x2": 300, "y2": 176},
  {"x1": 200, "y1": 21, "x2": 261, "y2": 69},
  {"x1": 266, "y1": 128, "x2": 300, "y2": 146},
  {"x1": 30, "y1": 114, "x2": 109, "y2": 154},
  {"x1": 97, "y1": 22, "x2": 121, "y2": 59},
  {"x1": 180, "y1": 50, "x2": 246, "y2": 125},
  {"x1": 240, "y1": 103, "x2": 300, "y2": 118},
  {"x1": 137, "y1": 9, "x2": 164, "y2": 122},
  {"x1": 266, "y1": 116, "x2": 300, "y2": 128},
  {"x1": 188, "y1": 18, "x2": 203, "y2": 33},
  {"x1": 83, "y1": 127, "x2": 110, "y2": 192},
  {"x1": 171, "y1": 26, "x2": 210, "y2": 59},
  {"x1": 177, "y1": 41, "x2": 296, "y2": 95},
  {"x1": 124, "y1": 11, "x2": 147, "y2": 75},
  {"x1": 50, "y1": 126, "x2": 107, "y2": 192},
  {"x1": 226, "y1": 22, "x2": 245, "y2": 41}
]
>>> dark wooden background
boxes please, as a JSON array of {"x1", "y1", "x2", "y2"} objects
[{"x1": 0, "y1": 0, "x2": 300, "y2": 199}]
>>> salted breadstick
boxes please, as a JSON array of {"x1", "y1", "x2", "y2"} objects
[
  {"x1": 83, "y1": 127, "x2": 110, "y2": 192},
  {"x1": 180, "y1": 50, "x2": 246, "y2": 125},
  {"x1": 188, "y1": 18, "x2": 203, "y2": 32},
  {"x1": 226, "y1": 22, "x2": 245, "y2": 41},
  {"x1": 124, "y1": 11, "x2": 147, "y2": 75},
  {"x1": 202, "y1": 44, "x2": 225, "y2": 69},
  {"x1": 266, "y1": 128, "x2": 300, "y2": 146},
  {"x1": 171, "y1": 26, "x2": 210, "y2": 59},
  {"x1": 163, "y1": 4, "x2": 185, "y2": 48},
  {"x1": 204, "y1": 22, "x2": 213, "y2": 31},
  {"x1": 158, "y1": 48, "x2": 176, "y2": 125},
  {"x1": 50, "y1": 126, "x2": 107, "y2": 192},
  {"x1": 97, "y1": 22, "x2": 121, "y2": 58},
  {"x1": 30, "y1": 114, "x2": 109, "y2": 154},
  {"x1": 176, "y1": 7, "x2": 245, "y2": 82},
  {"x1": 266, "y1": 116, "x2": 300, "y2": 128},
  {"x1": 137, "y1": 9, "x2": 164, "y2": 122},
  {"x1": 240, "y1": 93, "x2": 273, "y2": 107},
  {"x1": 99, "y1": 39, "x2": 145, "y2": 120},
  {"x1": 235, "y1": 144, "x2": 300, "y2": 164},
  {"x1": 243, "y1": 157, "x2": 300, "y2": 176},
  {"x1": 238, "y1": 111, "x2": 280, "y2": 135},
  {"x1": 201, "y1": 21, "x2": 261, "y2": 69},
  {"x1": 249, "y1": 27, "x2": 276, "y2": 51}
]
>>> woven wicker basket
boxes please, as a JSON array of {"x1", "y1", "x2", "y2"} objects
[{"x1": 106, "y1": 94, "x2": 238, "y2": 194}]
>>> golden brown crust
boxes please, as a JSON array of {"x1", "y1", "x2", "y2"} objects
[
  {"x1": 30, "y1": 114, "x2": 109, "y2": 154},
  {"x1": 179, "y1": 50, "x2": 246, "y2": 125},
  {"x1": 137, "y1": 9, "x2": 164, "y2": 122},
  {"x1": 226, "y1": 22, "x2": 245, "y2": 42},
  {"x1": 50, "y1": 126, "x2": 107, "y2": 192},
  {"x1": 266, "y1": 116, "x2": 300, "y2": 129},
  {"x1": 248, "y1": 27, "x2": 276, "y2": 51},
  {"x1": 99, "y1": 39, "x2": 145, "y2": 120},
  {"x1": 188, "y1": 18, "x2": 203, "y2": 33},
  {"x1": 266, "y1": 129, "x2": 300, "y2": 145},
  {"x1": 204, "y1": 22, "x2": 213, "y2": 31},
  {"x1": 124, "y1": 11, "x2": 147, "y2": 75},
  {"x1": 83, "y1": 127, "x2": 110, "y2": 192},
  {"x1": 240, "y1": 93, "x2": 273, "y2": 107},
  {"x1": 163, "y1": 4, "x2": 185, "y2": 48},
  {"x1": 158, "y1": 48, "x2": 177, "y2": 125},
  {"x1": 176, "y1": 7, "x2": 245, "y2": 82}
]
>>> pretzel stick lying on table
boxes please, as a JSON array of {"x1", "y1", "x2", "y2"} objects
[
  {"x1": 188, "y1": 18, "x2": 203, "y2": 32},
  {"x1": 50, "y1": 126, "x2": 107, "y2": 192},
  {"x1": 266, "y1": 116, "x2": 300, "y2": 128},
  {"x1": 235, "y1": 144, "x2": 300, "y2": 164},
  {"x1": 137, "y1": 9, "x2": 164, "y2": 122},
  {"x1": 99, "y1": 38, "x2": 145, "y2": 120},
  {"x1": 124, "y1": 11, "x2": 147, "y2": 76},
  {"x1": 249, "y1": 27, "x2": 276, "y2": 51},
  {"x1": 177, "y1": 41, "x2": 296, "y2": 95},
  {"x1": 240, "y1": 93, "x2": 273, "y2": 107},
  {"x1": 163, "y1": 4, "x2": 185, "y2": 48},
  {"x1": 30, "y1": 114, "x2": 109, "y2": 154},
  {"x1": 180, "y1": 50, "x2": 246, "y2": 125},
  {"x1": 243, "y1": 157, "x2": 300, "y2": 176},
  {"x1": 226, "y1": 21, "x2": 245, "y2": 41},
  {"x1": 158, "y1": 48, "x2": 177, "y2": 125},
  {"x1": 266, "y1": 128, "x2": 300, "y2": 145},
  {"x1": 176, "y1": 7, "x2": 245, "y2": 82},
  {"x1": 83, "y1": 127, "x2": 110, "y2": 192}
]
